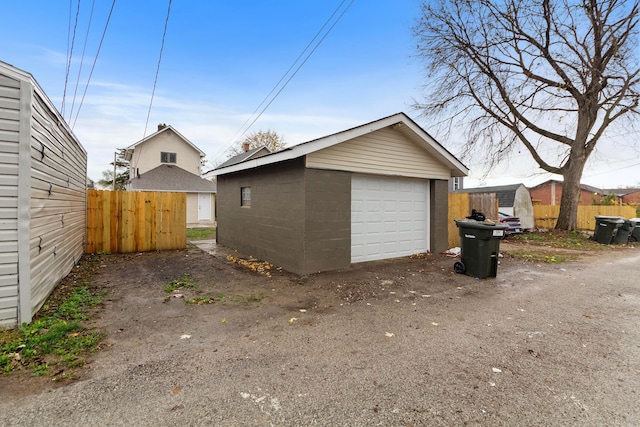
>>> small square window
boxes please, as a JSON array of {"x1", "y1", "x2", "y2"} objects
[
  {"x1": 161, "y1": 152, "x2": 177, "y2": 163},
  {"x1": 241, "y1": 187, "x2": 251, "y2": 207}
]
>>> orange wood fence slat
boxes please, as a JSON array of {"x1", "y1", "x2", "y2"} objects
[
  {"x1": 86, "y1": 190, "x2": 186, "y2": 253},
  {"x1": 533, "y1": 205, "x2": 637, "y2": 230}
]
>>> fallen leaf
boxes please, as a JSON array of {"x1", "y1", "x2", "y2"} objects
[
  {"x1": 288, "y1": 317, "x2": 297, "y2": 324},
  {"x1": 173, "y1": 386, "x2": 180, "y2": 394},
  {"x1": 221, "y1": 318, "x2": 227, "y2": 323},
  {"x1": 69, "y1": 332, "x2": 80, "y2": 337}
]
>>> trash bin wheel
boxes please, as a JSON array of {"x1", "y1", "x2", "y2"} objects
[
  {"x1": 454, "y1": 261, "x2": 466, "y2": 274},
  {"x1": 630, "y1": 236, "x2": 638, "y2": 243}
]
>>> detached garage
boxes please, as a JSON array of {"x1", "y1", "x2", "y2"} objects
[{"x1": 213, "y1": 113, "x2": 467, "y2": 275}]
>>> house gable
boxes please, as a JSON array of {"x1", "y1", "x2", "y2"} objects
[
  {"x1": 212, "y1": 113, "x2": 468, "y2": 179},
  {"x1": 305, "y1": 127, "x2": 451, "y2": 179},
  {"x1": 126, "y1": 126, "x2": 205, "y2": 176}
]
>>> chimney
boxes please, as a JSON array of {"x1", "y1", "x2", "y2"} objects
[
  {"x1": 242, "y1": 142, "x2": 250, "y2": 152},
  {"x1": 158, "y1": 123, "x2": 167, "y2": 131}
]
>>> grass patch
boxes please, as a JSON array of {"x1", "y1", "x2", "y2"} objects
[
  {"x1": 502, "y1": 250, "x2": 573, "y2": 263},
  {"x1": 184, "y1": 293, "x2": 263, "y2": 305},
  {"x1": 510, "y1": 230, "x2": 608, "y2": 250},
  {"x1": 0, "y1": 286, "x2": 105, "y2": 378},
  {"x1": 187, "y1": 227, "x2": 216, "y2": 240},
  {"x1": 164, "y1": 274, "x2": 197, "y2": 293}
]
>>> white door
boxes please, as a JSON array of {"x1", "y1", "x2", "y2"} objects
[
  {"x1": 198, "y1": 193, "x2": 211, "y2": 221},
  {"x1": 351, "y1": 175, "x2": 429, "y2": 263}
]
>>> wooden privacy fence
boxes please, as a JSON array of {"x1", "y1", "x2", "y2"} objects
[
  {"x1": 534, "y1": 205, "x2": 637, "y2": 230},
  {"x1": 86, "y1": 190, "x2": 186, "y2": 254},
  {"x1": 448, "y1": 193, "x2": 499, "y2": 248}
]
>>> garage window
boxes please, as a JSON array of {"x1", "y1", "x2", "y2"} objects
[{"x1": 241, "y1": 187, "x2": 251, "y2": 207}]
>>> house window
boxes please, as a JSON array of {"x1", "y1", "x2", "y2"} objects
[
  {"x1": 161, "y1": 152, "x2": 177, "y2": 163},
  {"x1": 452, "y1": 177, "x2": 462, "y2": 191},
  {"x1": 241, "y1": 187, "x2": 251, "y2": 207}
]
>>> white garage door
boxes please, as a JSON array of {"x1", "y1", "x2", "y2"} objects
[{"x1": 351, "y1": 175, "x2": 429, "y2": 263}]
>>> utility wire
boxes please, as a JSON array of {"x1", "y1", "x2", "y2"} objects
[
  {"x1": 132, "y1": 0, "x2": 173, "y2": 175},
  {"x1": 226, "y1": 0, "x2": 349, "y2": 148},
  {"x1": 62, "y1": 0, "x2": 81, "y2": 116},
  {"x1": 142, "y1": 0, "x2": 173, "y2": 138},
  {"x1": 69, "y1": 0, "x2": 96, "y2": 122},
  {"x1": 71, "y1": 0, "x2": 117, "y2": 129},
  {"x1": 212, "y1": 0, "x2": 356, "y2": 164}
]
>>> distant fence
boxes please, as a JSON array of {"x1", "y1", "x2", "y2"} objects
[
  {"x1": 448, "y1": 193, "x2": 499, "y2": 248},
  {"x1": 534, "y1": 205, "x2": 637, "y2": 230},
  {"x1": 86, "y1": 190, "x2": 186, "y2": 254}
]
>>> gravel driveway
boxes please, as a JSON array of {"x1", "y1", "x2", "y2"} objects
[{"x1": 1, "y1": 243, "x2": 639, "y2": 426}]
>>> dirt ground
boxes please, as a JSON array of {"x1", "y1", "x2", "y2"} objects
[{"x1": 1, "y1": 239, "x2": 639, "y2": 426}]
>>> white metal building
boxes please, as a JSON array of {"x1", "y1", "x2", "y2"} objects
[{"x1": 0, "y1": 61, "x2": 87, "y2": 327}]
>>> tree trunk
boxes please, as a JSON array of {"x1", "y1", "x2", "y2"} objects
[{"x1": 555, "y1": 159, "x2": 587, "y2": 230}]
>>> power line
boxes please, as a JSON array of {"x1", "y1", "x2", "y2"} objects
[
  {"x1": 62, "y1": 0, "x2": 81, "y2": 116},
  {"x1": 226, "y1": 0, "x2": 349, "y2": 148},
  {"x1": 131, "y1": 0, "x2": 173, "y2": 176},
  {"x1": 212, "y1": 0, "x2": 356, "y2": 164},
  {"x1": 68, "y1": 0, "x2": 96, "y2": 122},
  {"x1": 71, "y1": 0, "x2": 117, "y2": 130}
]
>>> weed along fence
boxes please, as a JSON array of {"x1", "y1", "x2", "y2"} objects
[
  {"x1": 533, "y1": 205, "x2": 637, "y2": 230},
  {"x1": 86, "y1": 190, "x2": 187, "y2": 253}
]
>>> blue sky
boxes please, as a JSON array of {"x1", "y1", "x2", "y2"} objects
[{"x1": 1, "y1": 0, "x2": 637, "y2": 189}]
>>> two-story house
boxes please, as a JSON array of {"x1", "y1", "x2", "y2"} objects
[{"x1": 124, "y1": 124, "x2": 216, "y2": 227}]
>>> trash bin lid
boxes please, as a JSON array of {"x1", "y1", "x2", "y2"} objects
[
  {"x1": 595, "y1": 216, "x2": 625, "y2": 224},
  {"x1": 454, "y1": 219, "x2": 508, "y2": 230}
]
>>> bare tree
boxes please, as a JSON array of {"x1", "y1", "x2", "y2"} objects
[
  {"x1": 414, "y1": 0, "x2": 640, "y2": 229},
  {"x1": 228, "y1": 130, "x2": 286, "y2": 157}
]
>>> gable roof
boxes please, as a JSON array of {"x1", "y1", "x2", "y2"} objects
[
  {"x1": 530, "y1": 179, "x2": 612, "y2": 195},
  {"x1": 214, "y1": 145, "x2": 272, "y2": 170},
  {"x1": 124, "y1": 125, "x2": 206, "y2": 160},
  {"x1": 211, "y1": 113, "x2": 468, "y2": 177},
  {"x1": 459, "y1": 184, "x2": 526, "y2": 207},
  {"x1": 129, "y1": 164, "x2": 216, "y2": 192}
]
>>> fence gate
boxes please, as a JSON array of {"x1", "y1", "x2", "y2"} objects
[{"x1": 86, "y1": 190, "x2": 186, "y2": 253}]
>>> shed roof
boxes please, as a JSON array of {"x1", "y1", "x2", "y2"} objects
[
  {"x1": 211, "y1": 112, "x2": 468, "y2": 177},
  {"x1": 215, "y1": 145, "x2": 271, "y2": 169},
  {"x1": 460, "y1": 184, "x2": 526, "y2": 207},
  {"x1": 129, "y1": 164, "x2": 216, "y2": 192}
]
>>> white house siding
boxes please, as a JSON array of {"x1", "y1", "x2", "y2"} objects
[
  {"x1": 0, "y1": 73, "x2": 20, "y2": 327},
  {"x1": 131, "y1": 131, "x2": 202, "y2": 176},
  {"x1": 27, "y1": 91, "x2": 86, "y2": 320},
  {"x1": 305, "y1": 127, "x2": 451, "y2": 179},
  {"x1": 0, "y1": 62, "x2": 86, "y2": 327}
]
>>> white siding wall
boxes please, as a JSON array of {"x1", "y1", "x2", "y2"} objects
[
  {"x1": 28, "y1": 91, "x2": 86, "y2": 320},
  {"x1": 131, "y1": 131, "x2": 202, "y2": 176},
  {"x1": 0, "y1": 63, "x2": 86, "y2": 327},
  {"x1": 306, "y1": 128, "x2": 451, "y2": 179},
  {"x1": 0, "y1": 74, "x2": 20, "y2": 327}
]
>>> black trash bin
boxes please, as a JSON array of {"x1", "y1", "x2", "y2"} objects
[
  {"x1": 454, "y1": 220, "x2": 508, "y2": 279},
  {"x1": 593, "y1": 216, "x2": 624, "y2": 244},
  {"x1": 628, "y1": 218, "x2": 640, "y2": 243},
  {"x1": 613, "y1": 219, "x2": 635, "y2": 244}
]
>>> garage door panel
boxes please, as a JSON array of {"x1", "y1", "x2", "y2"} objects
[{"x1": 351, "y1": 175, "x2": 429, "y2": 263}]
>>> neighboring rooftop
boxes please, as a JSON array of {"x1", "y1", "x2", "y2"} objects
[{"x1": 129, "y1": 164, "x2": 216, "y2": 192}]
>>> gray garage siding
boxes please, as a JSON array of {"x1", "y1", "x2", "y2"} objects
[
  {"x1": 217, "y1": 159, "x2": 351, "y2": 275},
  {"x1": 217, "y1": 159, "x2": 307, "y2": 273},
  {"x1": 429, "y1": 179, "x2": 449, "y2": 254},
  {"x1": 302, "y1": 167, "x2": 350, "y2": 274}
]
